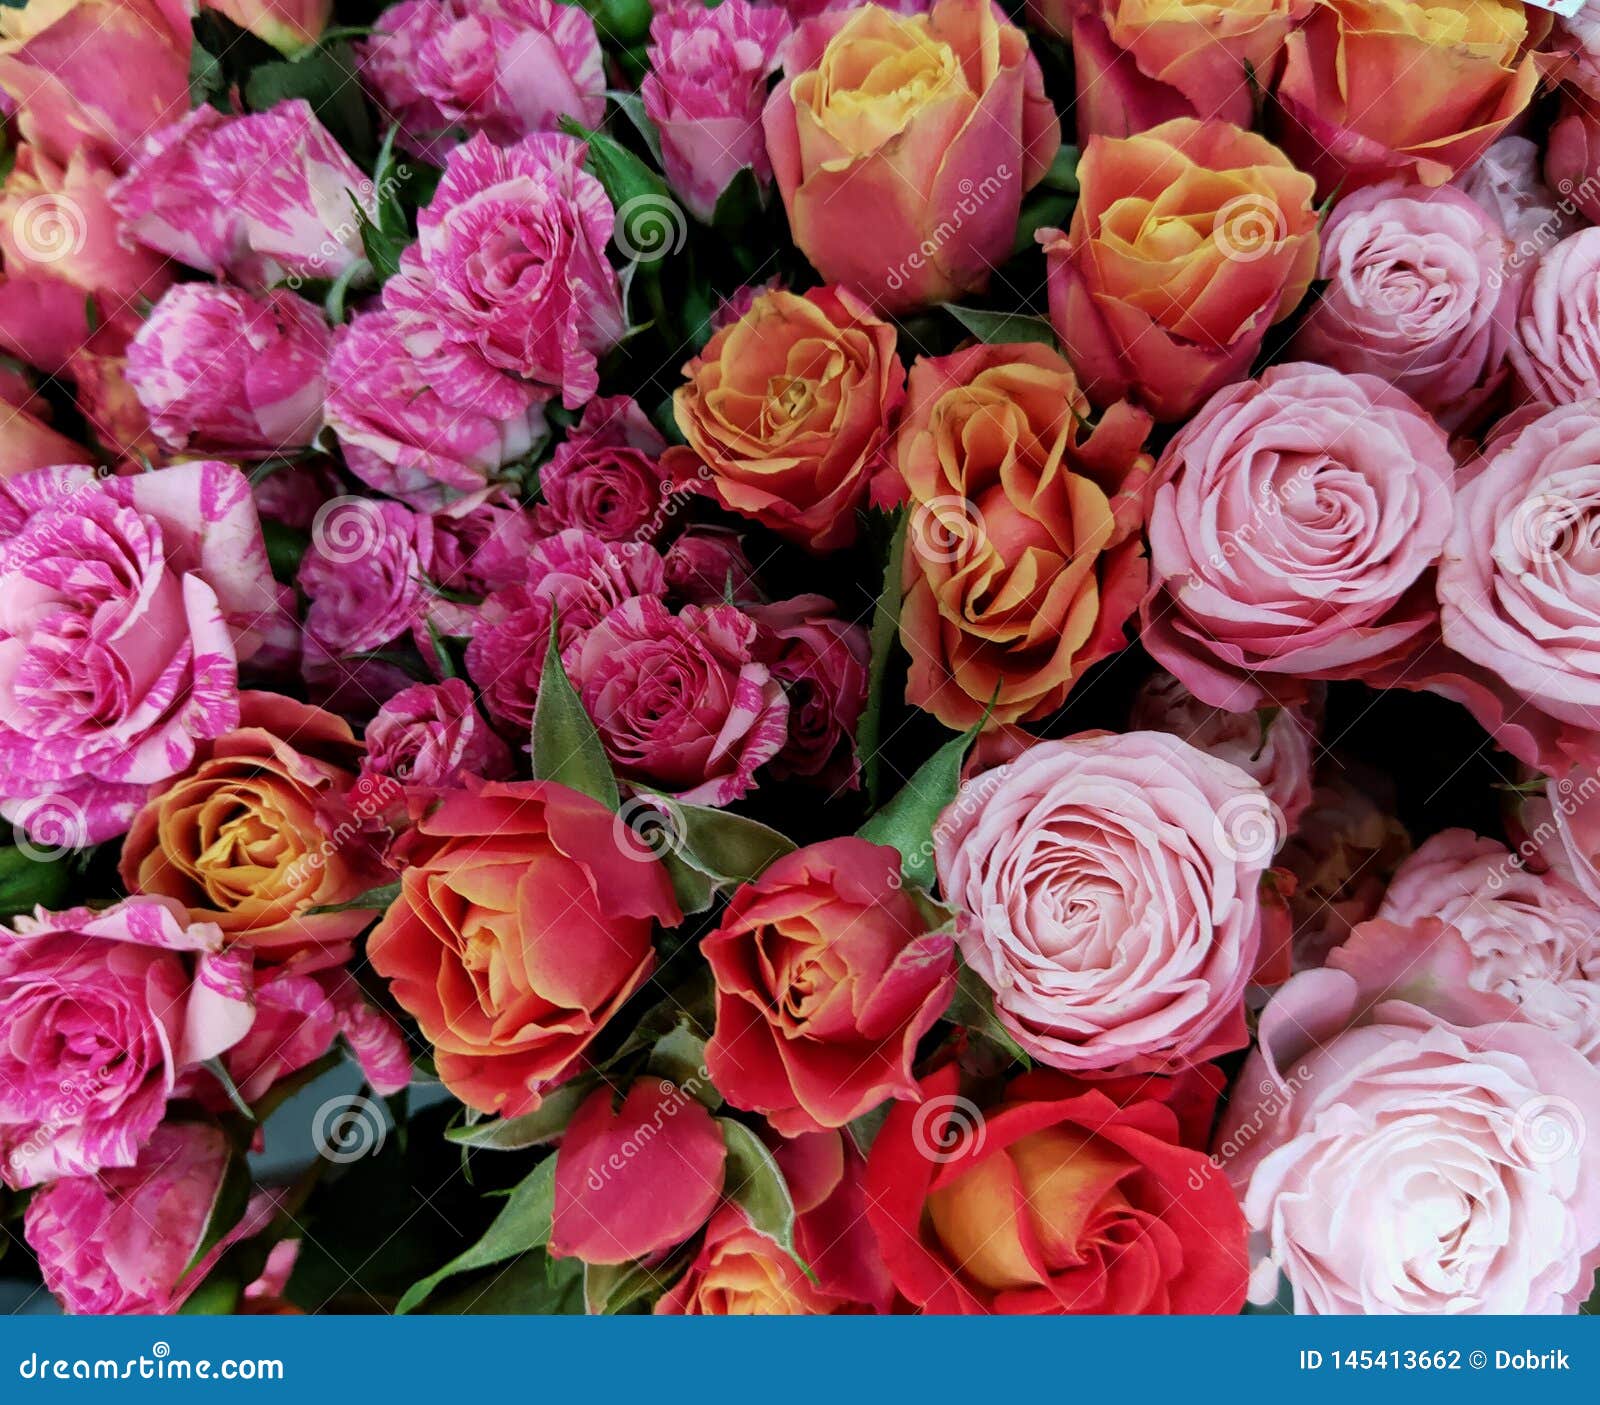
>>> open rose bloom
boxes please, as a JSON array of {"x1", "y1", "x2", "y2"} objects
[{"x1": 6, "y1": 0, "x2": 1600, "y2": 1331}]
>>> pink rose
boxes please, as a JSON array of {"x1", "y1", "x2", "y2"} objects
[
  {"x1": 1436, "y1": 400, "x2": 1600, "y2": 774},
  {"x1": 934, "y1": 730, "x2": 1270, "y2": 1074},
  {"x1": 382, "y1": 132, "x2": 624, "y2": 412},
  {"x1": 1377, "y1": 830, "x2": 1600, "y2": 1065},
  {"x1": 663, "y1": 526, "x2": 762, "y2": 606},
  {"x1": 1220, "y1": 919, "x2": 1600, "y2": 1313},
  {"x1": 642, "y1": 0, "x2": 790, "y2": 222},
  {"x1": 127, "y1": 284, "x2": 330, "y2": 457},
  {"x1": 360, "y1": 678, "x2": 512, "y2": 791},
  {"x1": 252, "y1": 459, "x2": 342, "y2": 533},
  {"x1": 25, "y1": 1122, "x2": 268, "y2": 1315},
  {"x1": 1509, "y1": 228, "x2": 1600, "y2": 407},
  {"x1": 534, "y1": 395, "x2": 669, "y2": 543},
  {"x1": 573, "y1": 596, "x2": 789, "y2": 806},
  {"x1": 465, "y1": 529, "x2": 666, "y2": 733},
  {"x1": 429, "y1": 493, "x2": 539, "y2": 603},
  {"x1": 111, "y1": 100, "x2": 375, "y2": 288},
  {"x1": 298, "y1": 499, "x2": 432, "y2": 657},
  {"x1": 357, "y1": 0, "x2": 604, "y2": 164},
  {"x1": 709, "y1": 277, "x2": 784, "y2": 332},
  {"x1": 325, "y1": 308, "x2": 547, "y2": 511},
  {"x1": 1129, "y1": 669, "x2": 1316, "y2": 841},
  {"x1": 1290, "y1": 181, "x2": 1522, "y2": 430},
  {"x1": 750, "y1": 595, "x2": 869, "y2": 790},
  {"x1": 1546, "y1": 93, "x2": 1600, "y2": 229},
  {"x1": 1140, "y1": 363, "x2": 1455, "y2": 712},
  {"x1": 1455, "y1": 135, "x2": 1575, "y2": 254},
  {"x1": 0, "y1": 897, "x2": 254, "y2": 1189},
  {"x1": 0, "y1": 461, "x2": 290, "y2": 846}
]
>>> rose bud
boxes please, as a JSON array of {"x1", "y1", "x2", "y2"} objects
[
  {"x1": 1274, "y1": 0, "x2": 1544, "y2": 197},
  {"x1": 865, "y1": 1064, "x2": 1249, "y2": 1313},
  {"x1": 702, "y1": 839, "x2": 954, "y2": 1134},
  {"x1": 665, "y1": 285, "x2": 904, "y2": 552},
  {"x1": 361, "y1": 679, "x2": 512, "y2": 793},
  {"x1": 201, "y1": 0, "x2": 330, "y2": 54},
  {"x1": 642, "y1": 0, "x2": 789, "y2": 222},
  {"x1": 1546, "y1": 93, "x2": 1600, "y2": 229},
  {"x1": 298, "y1": 499, "x2": 433, "y2": 657},
  {"x1": 663, "y1": 526, "x2": 762, "y2": 607},
  {"x1": 761, "y1": 0, "x2": 1059, "y2": 313},
  {"x1": 127, "y1": 284, "x2": 330, "y2": 458},
  {"x1": 534, "y1": 395, "x2": 668, "y2": 543},
  {"x1": 0, "y1": 898, "x2": 254, "y2": 1188},
  {"x1": 357, "y1": 0, "x2": 605, "y2": 164},
  {"x1": 750, "y1": 596, "x2": 869, "y2": 788},
  {"x1": 366, "y1": 779, "x2": 680, "y2": 1116},
  {"x1": 550, "y1": 1080, "x2": 726, "y2": 1266},
  {"x1": 1509, "y1": 228, "x2": 1600, "y2": 407},
  {"x1": 1037, "y1": 117, "x2": 1319, "y2": 422}
]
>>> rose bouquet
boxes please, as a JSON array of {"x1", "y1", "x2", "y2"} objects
[{"x1": 0, "y1": 0, "x2": 1597, "y2": 1320}]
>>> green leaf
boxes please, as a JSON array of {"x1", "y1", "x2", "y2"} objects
[
  {"x1": 531, "y1": 627, "x2": 621, "y2": 809},
  {"x1": 182, "y1": 1147, "x2": 253, "y2": 1278},
  {"x1": 648, "y1": 1021, "x2": 717, "y2": 1107},
  {"x1": 648, "y1": 799, "x2": 796, "y2": 889},
  {"x1": 857, "y1": 509, "x2": 907, "y2": 807},
  {"x1": 941, "y1": 304, "x2": 1058, "y2": 349},
  {"x1": 847, "y1": 1102, "x2": 892, "y2": 1158},
  {"x1": 422, "y1": 1248, "x2": 584, "y2": 1314},
  {"x1": 305, "y1": 880, "x2": 402, "y2": 916},
  {"x1": 244, "y1": 43, "x2": 372, "y2": 160},
  {"x1": 606, "y1": 89, "x2": 663, "y2": 167},
  {"x1": 660, "y1": 851, "x2": 717, "y2": 916},
  {"x1": 710, "y1": 165, "x2": 765, "y2": 234},
  {"x1": 559, "y1": 117, "x2": 684, "y2": 265},
  {"x1": 1013, "y1": 191, "x2": 1075, "y2": 258},
  {"x1": 396, "y1": 1155, "x2": 558, "y2": 1314},
  {"x1": 582, "y1": 1251, "x2": 686, "y2": 1315},
  {"x1": 0, "y1": 845, "x2": 72, "y2": 919},
  {"x1": 188, "y1": 37, "x2": 226, "y2": 110},
  {"x1": 1040, "y1": 144, "x2": 1079, "y2": 195},
  {"x1": 717, "y1": 1119, "x2": 812, "y2": 1279},
  {"x1": 444, "y1": 1081, "x2": 591, "y2": 1151},
  {"x1": 203, "y1": 1059, "x2": 256, "y2": 1122},
  {"x1": 177, "y1": 1276, "x2": 241, "y2": 1315},
  {"x1": 947, "y1": 961, "x2": 1031, "y2": 1068},
  {"x1": 857, "y1": 723, "x2": 977, "y2": 889}
]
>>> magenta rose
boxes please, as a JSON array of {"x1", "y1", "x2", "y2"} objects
[
  {"x1": 642, "y1": 0, "x2": 790, "y2": 222},
  {"x1": 465, "y1": 529, "x2": 666, "y2": 733},
  {"x1": 0, "y1": 897, "x2": 255, "y2": 1189},
  {"x1": 534, "y1": 395, "x2": 669, "y2": 543},
  {"x1": 1509, "y1": 228, "x2": 1600, "y2": 407},
  {"x1": 934, "y1": 730, "x2": 1271, "y2": 1074},
  {"x1": 1221, "y1": 918, "x2": 1600, "y2": 1313},
  {"x1": 325, "y1": 309, "x2": 547, "y2": 511},
  {"x1": 127, "y1": 283, "x2": 330, "y2": 457},
  {"x1": 1290, "y1": 181, "x2": 1521, "y2": 430},
  {"x1": 0, "y1": 461, "x2": 291, "y2": 845},
  {"x1": 750, "y1": 595, "x2": 869, "y2": 790},
  {"x1": 361, "y1": 678, "x2": 512, "y2": 791},
  {"x1": 1140, "y1": 362, "x2": 1455, "y2": 712},
  {"x1": 1436, "y1": 399, "x2": 1600, "y2": 774},
  {"x1": 299, "y1": 499, "x2": 433, "y2": 657},
  {"x1": 663, "y1": 526, "x2": 762, "y2": 607},
  {"x1": 357, "y1": 0, "x2": 604, "y2": 163},
  {"x1": 573, "y1": 596, "x2": 789, "y2": 806},
  {"x1": 111, "y1": 100, "x2": 375, "y2": 288},
  {"x1": 429, "y1": 493, "x2": 539, "y2": 605},
  {"x1": 383, "y1": 132, "x2": 624, "y2": 412}
]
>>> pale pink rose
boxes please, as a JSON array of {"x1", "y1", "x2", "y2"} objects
[
  {"x1": 325, "y1": 308, "x2": 547, "y2": 511},
  {"x1": 1454, "y1": 135, "x2": 1575, "y2": 255},
  {"x1": 382, "y1": 132, "x2": 624, "y2": 412},
  {"x1": 750, "y1": 595, "x2": 869, "y2": 790},
  {"x1": 357, "y1": 0, "x2": 604, "y2": 164},
  {"x1": 1220, "y1": 919, "x2": 1600, "y2": 1314},
  {"x1": 642, "y1": 0, "x2": 789, "y2": 222},
  {"x1": 127, "y1": 284, "x2": 330, "y2": 457},
  {"x1": 573, "y1": 596, "x2": 789, "y2": 806},
  {"x1": 1436, "y1": 400, "x2": 1600, "y2": 775},
  {"x1": 0, "y1": 0, "x2": 191, "y2": 173},
  {"x1": 1509, "y1": 228, "x2": 1600, "y2": 407},
  {"x1": 663, "y1": 525, "x2": 762, "y2": 606},
  {"x1": 25, "y1": 1121, "x2": 273, "y2": 1316},
  {"x1": 1556, "y1": 11, "x2": 1600, "y2": 105},
  {"x1": 1291, "y1": 181, "x2": 1521, "y2": 431},
  {"x1": 111, "y1": 100, "x2": 376, "y2": 289},
  {"x1": 1377, "y1": 830, "x2": 1600, "y2": 1065},
  {"x1": 360, "y1": 678, "x2": 512, "y2": 791},
  {"x1": 1546, "y1": 93, "x2": 1600, "y2": 229},
  {"x1": 0, "y1": 898, "x2": 255, "y2": 1189},
  {"x1": 1129, "y1": 669, "x2": 1316, "y2": 840},
  {"x1": 202, "y1": 0, "x2": 330, "y2": 54},
  {"x1": 298, "y1": 499, "x2": 432, "y2": 656},
  {"x1": 1534, "y1": 770, "x2": 1600, "y2": 912},
  {"x1": 1140, "y1": 363, "x2": 1455, "y2": 712},
  {"x1": 933, "y1": 730, "x2": 1270, "y2": 1074},
  {"x1": 0, "y1": 461, "x2": 290, "y2": 845},
  {"x1": 465, "y1": 529, "x2": 666, "y2": 733},
  {"x1": 535, "y1": 394, "x2": 669, "y2": 543}
]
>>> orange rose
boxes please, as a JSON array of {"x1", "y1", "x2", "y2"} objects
[
  {"x1": 366, "y1": 779, "x2": 679, "y2": 1116},
  {"x1": 893, "y1": 341, "x2": 1153, "y2": 729},
  {"x1": 665, "y1": 285, "x2": 904, "y2": 553},
  {"x1": 1037, "y1": 117, "x2": 1318, "y2": 421},
  {"x1": 119, "y1": 692, "x2": 389, "y2": 957},
  {"x1": 1274, "y1": 0, "x2": 1547, "y2": 195}
]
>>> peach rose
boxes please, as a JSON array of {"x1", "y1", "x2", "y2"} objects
[
  {"x1": 1037, "y1": 118, "x2": 1318, "y2": 421},
  {"x1": 892, "y1": 341, "x2": 1154, "y2": 728}
]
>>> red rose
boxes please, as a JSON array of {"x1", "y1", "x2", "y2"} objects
[{"x1": 702, "y1": 838, "x2": 954, "y2": 1135}]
